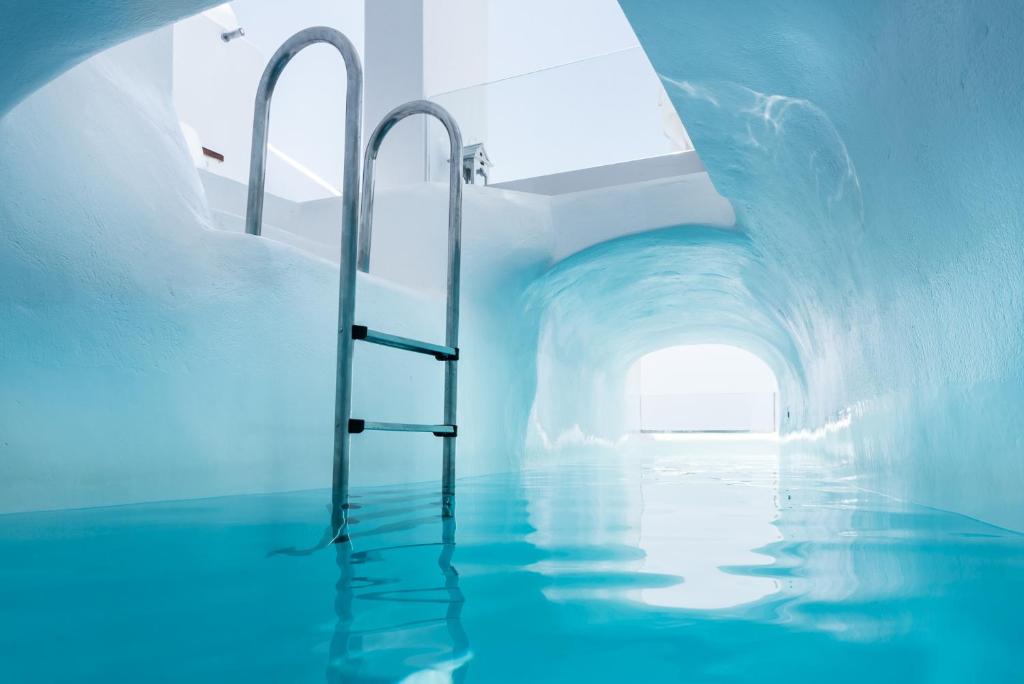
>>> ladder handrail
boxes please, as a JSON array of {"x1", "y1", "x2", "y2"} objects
[
  {"x1": 244, "y1": 27, "x2": 362, "y2": 238},
  {"x1": 354, "y1": 100, "x2": 464, "y2": 519},
  {"x1": 241, "y1": 26, "x2": 363, "y2": 542}
]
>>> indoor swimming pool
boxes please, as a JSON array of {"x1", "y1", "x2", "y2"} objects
[
  {"x1": 2, "y1": 1, "x2": 1023, "y2": 682},
  {"x1": 2, "y1": 446, "x2": 1020, "y2": 683}
]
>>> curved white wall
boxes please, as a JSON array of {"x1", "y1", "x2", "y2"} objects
[
  {"x1": 0, "y1": 28, "x2": 546, "y2": 513},
  {"x1": 618, "y1": 0, "x2": 1024, "y2": 530}
]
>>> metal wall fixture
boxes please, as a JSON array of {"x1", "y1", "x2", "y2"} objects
[
  {"x1": 352, "y1": 99, "x2": 464, "y2": 522},
  {"x1": 461, "y1": 142, "x2": 492, "y2": 185},
  {"x1": 243, "y1": 26, "x2": 363, "y2": 541},
  {"x1": 220, "y1": 27, "x2": 245, "y2": 43}
]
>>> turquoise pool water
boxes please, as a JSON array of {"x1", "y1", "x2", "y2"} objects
[{"x1": 1, "y1": 448, "x2": 1021, "y2": 682}]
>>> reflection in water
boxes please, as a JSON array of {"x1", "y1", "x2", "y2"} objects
[
  {"x1": 526, "y1": 440, "x2": 783, "y2": 610},
  {"x1": 0, "y1": 445, "x2": 1021, "y2": 682},
  {"x1": 328, "y1": 497, "x2": 470, "y2": 683},
  {"x1": 634, "y1": 449, "x2": 781, "y2": 609}
]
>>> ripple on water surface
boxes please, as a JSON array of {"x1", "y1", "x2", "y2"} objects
[{"x1": 0, "y1": 450, "x2": 1021, "y2": 683}]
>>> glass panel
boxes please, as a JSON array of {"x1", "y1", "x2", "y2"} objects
[{"x1": 425, "y1": 48, "x2": 691, "y2": 184}]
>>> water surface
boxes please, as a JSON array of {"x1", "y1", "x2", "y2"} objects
[{"x1": 1, "y1": 448, "x2": 1020, "y2": 682}]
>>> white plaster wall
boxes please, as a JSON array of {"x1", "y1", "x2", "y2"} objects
[
  {"x1": 549, "y1": 172, "x2": 734, "y2": 260},
  {"x1": 422, "y1": 0, "x2": 489, "y2": 96},
  {"x1": 0, "y1": 28, "x2": 543, "y2": 514},
  {"x1": 423, "y1": 0, "x2": 640, "y2": 91},
  {"x1": 231, "y1": 0, "x2": 365, "y2": 58},
  {"x1": 364, "y1": 0, "x2": 427, "y2": 189},
  {"x1": 172, "y1": 1, "x2": 364, "y2": 201},
  {"x1": 173, "y1": 11, "x2": 264, "y2": 188},
  {"x1": 196, "y1": 154, "x2": 730, "y2": 286}
]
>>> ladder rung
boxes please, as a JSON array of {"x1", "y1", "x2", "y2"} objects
[
  {"x1": 352, "y1": 325, "x2": 458, "y2": 361},
  {"x1": 348, "y1": 419, "x2": 457, "y2": 437}
]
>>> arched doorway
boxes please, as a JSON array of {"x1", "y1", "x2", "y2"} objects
[{"x1": 626, "y1": 344, "x2": 779, "y2": 434}]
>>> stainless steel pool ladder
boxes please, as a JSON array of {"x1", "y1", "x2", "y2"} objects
[
  {"x1": 346, "y1": 100, "x2": 464, "y2": 531},
  {"x1": 243, "y1": 29, "x2": 463, "y2": 542},
  {"x1": 244, "y1": 26, "x2": 367, "y2": 543}
]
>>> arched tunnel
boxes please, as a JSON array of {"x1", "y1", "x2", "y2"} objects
[{"x1": 525, "y1": 227, "x2": 804, "y2": 445}]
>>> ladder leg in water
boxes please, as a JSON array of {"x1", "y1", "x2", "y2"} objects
[{"x1": 350, "y1": 100, "x2": 464, "y2": 526}]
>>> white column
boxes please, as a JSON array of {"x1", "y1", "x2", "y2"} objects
[{"x1": 364, "y1": 0, "x2": 426, "y2": 189}]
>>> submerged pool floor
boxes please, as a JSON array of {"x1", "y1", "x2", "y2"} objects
[{"x1": 1, "y1": 448, "x2": 1021, "y2": 683}]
